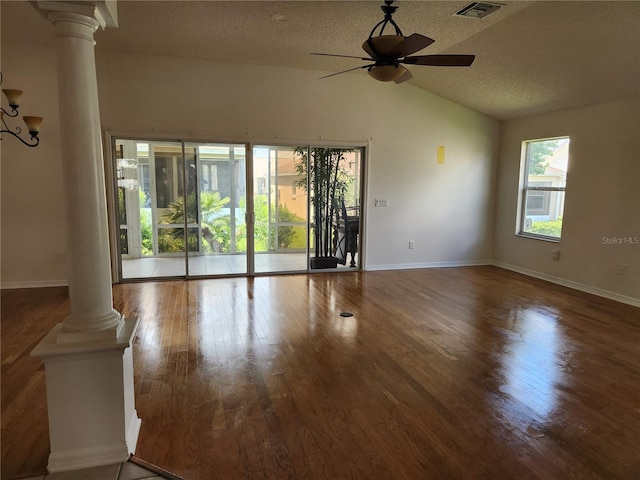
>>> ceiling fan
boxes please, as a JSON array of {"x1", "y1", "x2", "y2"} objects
[{"x1": 312, "y1": 0, "x2": 475, "y2": 84}]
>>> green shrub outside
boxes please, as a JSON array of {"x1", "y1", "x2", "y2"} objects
[
  {"x1": 529, "y1": 218, "x2": 563, "y2": 237},
  {"x1": 138, "y1": 191, "x2": 305, "y2": 255}
]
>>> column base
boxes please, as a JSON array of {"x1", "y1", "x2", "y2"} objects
[
  {"x1": 59, "y1": 310, "x2": 125, "y2": 342},
  {"x1": 32, "y1": 317, "x2": 141, "y2": 473}
]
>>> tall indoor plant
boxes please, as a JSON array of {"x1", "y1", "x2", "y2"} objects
[{"x1": 294, "y1": 147, "x2": 353, "y2": 269}]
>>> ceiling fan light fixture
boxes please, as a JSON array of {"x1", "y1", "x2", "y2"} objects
[
  {"x1": 312, "y1": 0, "x2": 475, "y2": 84},
  {"x1": 368, "y1": 64, "x2": 407, "y2": 82}
]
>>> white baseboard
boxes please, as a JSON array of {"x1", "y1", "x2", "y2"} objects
[
  {"x1": 5, "y1": 262, "x2": 637, "y2": 308},
  {"x1": 365, "y1": 260, "x2": 492, "y2": 272},
  {"x1": 47, "y1": 442, "x2": 130, "y2": 473},
  {"x1": 126, "y1": 412, "x2": 142, "y2": 455},
  {"x1": 493, "y1": 261, "x2": 640, "y2": 308},
  {"x1": 1, "y1": 279, "x2": 68, "y2": 289}
]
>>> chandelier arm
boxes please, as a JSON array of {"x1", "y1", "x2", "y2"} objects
[
  {"x1": 1, "y1": 106, "x2": 20, "y2": 118},
  {"x1": 1, "y1": 113, "x2": 12, "y2": 132},
  {"x1": 0, "y1": 127, "x2": 40, "y2": 147},
  {"x1": 1, "y1": 72, "x2": 42, "y2": 147}
]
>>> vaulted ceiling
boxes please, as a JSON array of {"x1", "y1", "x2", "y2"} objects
[{"x1": 2, "y1": 1, "x2": 639, "y2": 120}]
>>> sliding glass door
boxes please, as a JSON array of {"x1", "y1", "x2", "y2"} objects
[
  {"x1": 185, "y1": 142, "x2": 247, "y2": 276},
  {"x1": 115, "y1": 138, "x2": 246, "y2": 279},
  {"x1": 252, "y1": 146, "x2": 309, "y2": 273},
  {"x1": 113, "y1": 137, "x2": 363, "y2": 280},
  {"x1": 252, "y1": 145, "x2": 362, "y2": 273},
  {"x1": 116, "y1": 139, "x2": 187, "y2": 278}
]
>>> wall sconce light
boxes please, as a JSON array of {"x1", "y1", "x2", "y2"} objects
[{"x1": 1, "y1": 73, "x2": 43, "y2": 147}]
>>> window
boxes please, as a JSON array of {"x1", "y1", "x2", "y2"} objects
[
  {"x1": 526, "y1": 181, "x2": 552, "y2": 215},
  {"x1": 519, "y1": 137, "x2": 570, "y2": 240},
  {"x1": 200, "y1": 163, "x2": 218, "y2": 192}
]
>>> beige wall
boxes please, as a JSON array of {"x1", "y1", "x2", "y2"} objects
[
  {"x1": 1, "y1": 40, "x2": 500, "y2": 287},
  {"x1": 493, "y1": 98, "x2": 640, "y2": 303},
  {"x1": 1, "y1": 43, "x2": 68, "y2": 287},
  {"x1": 2, "y1": 40, "x2": 637, "y2": 306},
  {"x1": 97, "y1": 50, "x2": 500, "y2": 270}
]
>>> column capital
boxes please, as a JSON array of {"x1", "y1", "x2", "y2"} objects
[{"x1": 33, "y1": 1, "x2": 118, "y2": 29}]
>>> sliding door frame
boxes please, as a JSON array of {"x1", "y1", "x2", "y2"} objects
[{"x1": 104, "y1": 131, "x2": 368, "y2": 282}]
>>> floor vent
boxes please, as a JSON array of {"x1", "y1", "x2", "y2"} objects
[{"x1": 454, "y1": 2, "x2": 503, "y2": 19}]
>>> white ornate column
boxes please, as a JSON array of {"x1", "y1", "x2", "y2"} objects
[{"x1": 31, "y1": 1, "x2": 141, "y2": 473}]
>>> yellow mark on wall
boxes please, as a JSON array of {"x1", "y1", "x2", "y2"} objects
[{"x1": 437, "y1": 145, "x2": 445, "y2": 164}]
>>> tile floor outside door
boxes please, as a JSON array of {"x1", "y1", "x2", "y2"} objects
[
  {"x1": 20, "y1": 460, "x2": 178, "y2": 480},
  {"x1": 122, "y1": 252, "x2": 357, "y2": 279}
]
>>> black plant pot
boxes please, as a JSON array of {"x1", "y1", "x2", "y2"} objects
[{"x1": 310, "y1": 256, "x2": 339, "y2": 269}]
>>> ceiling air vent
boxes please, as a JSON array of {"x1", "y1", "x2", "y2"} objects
[{"x1": 454, "y1": 2, "x2": 503, "y2": 19}]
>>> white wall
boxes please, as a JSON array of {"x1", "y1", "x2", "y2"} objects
[
  {"x1": 493, "y1": 98, "x2": 640, "y2": 304},
  {"x1": 1, "y1": 43, "x2": 500, "y2": 287}
]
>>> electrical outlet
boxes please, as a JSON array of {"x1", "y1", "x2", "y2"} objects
[
  {"x1": 552, "y1": 250, "x2": 560, "y2": 261},
  {"x1": 409, "y1": 241, "x2": 415, "y2": 249},
  {"x1": 618, "y1": 263, "x2": 628, "y2": 275}
]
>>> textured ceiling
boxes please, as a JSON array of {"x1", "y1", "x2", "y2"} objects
[{"x1": 2, "y1": 1, "x2": 639, "y2": 120}]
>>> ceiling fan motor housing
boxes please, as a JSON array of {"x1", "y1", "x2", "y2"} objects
[{"x1": 364, "y1": 35, "x2": 407, "y2": 82}]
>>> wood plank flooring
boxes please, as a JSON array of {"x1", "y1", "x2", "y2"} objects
[{"x1": 2, "y1": 266, "x2": 639, "y2": 479}]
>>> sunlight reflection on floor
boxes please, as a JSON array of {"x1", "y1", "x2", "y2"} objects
[{"x1": 499, "y1": 307, "x2": 565, "y2": 419}]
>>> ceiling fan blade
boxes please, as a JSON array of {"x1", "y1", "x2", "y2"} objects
[
  {"x1": 362, "y1": 39, "x2": 377, "y2": 58},
  {"x1": 403, "y1": 54, "x2": 475, "y2": 67},
  {"x1": 311, "y1": 52, "x2": 372, "y2": 61},
  {"x1": 391, "y1": 33, "x2": 435, "y2": 58},
  {"x1": 319, "y1": 64, "x2": 372, "y2": 79},
  {"x1": 394, "y1": 69, "x2": 413, "y2": 84}
]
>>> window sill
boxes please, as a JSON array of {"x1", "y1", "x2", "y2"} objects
[{"x1": 516, "y1": 233, "x2": 561, "y2": 243}]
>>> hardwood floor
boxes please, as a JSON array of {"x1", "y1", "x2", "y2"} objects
[{"x1": 2, "y1": 266, "x2": 639, "y2": 479}]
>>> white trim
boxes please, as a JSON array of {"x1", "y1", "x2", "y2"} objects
[
  {"x1": 126, "y1": 413, "x2": 142, "y2": 456},
  {"x1": 33, "y1": 318, "x2": 139, "y2": 359},
  {"x1": 6, "y1": 262, "x2": 637, "y2": 307},
  {"x1": 47, "y1": 442, "x2": 129, "y2": 473},
  {"x1": 493, "y1": 261, "x2": 640, "y2": 307},
  {"x1": 103, "y1": 129, "x2": 369, "y2": 151},
  {"x1": 1, "y1": 279, "x2": 68, "y2": 289},
  {"x1": 516, "y1": 233, "x2": 560, "y2": 243},
  {"x1": 365, "y1": 260, "x2": 492, "y2": 271}
]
